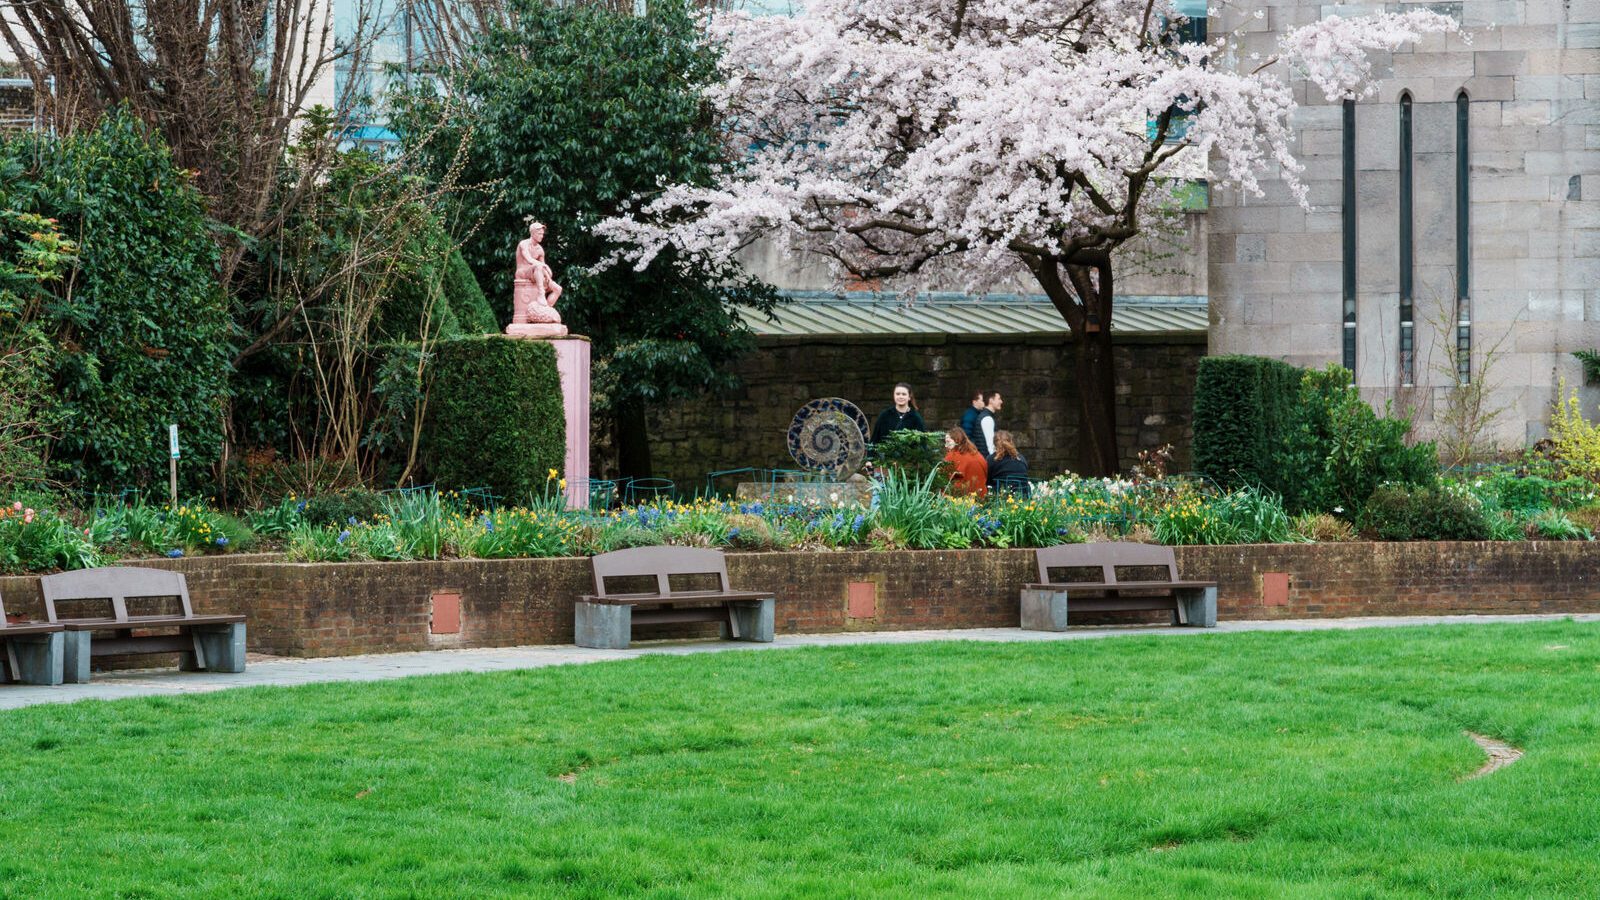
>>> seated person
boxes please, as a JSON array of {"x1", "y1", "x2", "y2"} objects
[
  {"x1": 987, "y1": 430, "x2": 1031, "y2": 496},
  {"x1": 942, "y1": 427, "x2": 989, "y2": 498}
]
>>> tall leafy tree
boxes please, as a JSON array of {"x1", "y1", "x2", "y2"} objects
[{"x1": 392, "y1": 0, "x2": 778, "y2": 479}]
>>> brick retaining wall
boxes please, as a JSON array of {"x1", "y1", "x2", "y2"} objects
[{"x1": 3, "y1": 542, "x2": 1599, "y2": 660}]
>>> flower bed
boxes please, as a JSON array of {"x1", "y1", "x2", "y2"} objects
[{"x1": 5, "y1": 464, "x2": 1600, "y2": 575}]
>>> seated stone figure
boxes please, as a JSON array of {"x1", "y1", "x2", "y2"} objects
[{"x1": 508, "y1": 221, "x2": 567, "y2": 337}]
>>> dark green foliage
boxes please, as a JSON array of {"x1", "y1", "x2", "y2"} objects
[
  {"x1": 0, "y1": 112, "x2": 231, "y2": 492},
  {"x1": 301, "y1": 489, "x2": 388, "y2": 527},
  {"x1": 871, "y1": 430, "x2": 947, "y2": 484},
  {"x1": 390, "y1": 0, "x2": 779, "y2": 475},
  {"x1": 1359, "y1": 484, "x2": 1489, "y2": 541},
  {"x1": 1574, "y1": 349, "x2": 1600, "y2": 386},
  {"x1": 1285, "y1": 365, "x2": 1438, "y2": 515},
  {"x1": 1192, "y1": 355, "x2": 1302, "y2": 492},
  {"x1": 441, "y1": 250, "x2": 496, "y2": 335},
  {"x1": 425, "y1": 337, "x2": 565, "y2": 503}
]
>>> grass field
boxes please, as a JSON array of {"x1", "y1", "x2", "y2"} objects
[{"x1": 2, "y1": 621, "x2": 1598, "y2": 897}]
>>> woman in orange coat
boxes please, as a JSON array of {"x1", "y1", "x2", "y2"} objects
[{"x1": 942, "y1": 427, "x2": 989, "y2": 498}]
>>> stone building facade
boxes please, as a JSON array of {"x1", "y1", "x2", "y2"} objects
[
  {"x1": 644, "y1": 328, "x2": 1205, "y2": 493},
  {"x1": 1209, "y1": 0, "x2": 1600, "y2": 449}
]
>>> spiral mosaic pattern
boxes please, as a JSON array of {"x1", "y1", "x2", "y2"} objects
[{"x1": 787, "y1": 398, "x2": 869, "y2": 478}]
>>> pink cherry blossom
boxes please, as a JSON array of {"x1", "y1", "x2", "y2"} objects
[{"x1": 591, "y1": 0, "x2": 1455, "y2": 472}]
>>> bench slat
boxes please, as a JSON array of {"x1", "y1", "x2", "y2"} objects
[
  {"x1": 1022, "y1": 580, "x2": 1216, "y2": 592},
  {"x1": 60, "y1": 613, "x2": 246, "y2": 631},
  {"x1": 0, "y1": 622, "x2": 63, "y2": 636},
  {"x1": 580, "y1": 591, "x2": 773, "y2": 606}
]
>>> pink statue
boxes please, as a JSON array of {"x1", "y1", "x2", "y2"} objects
[{"x1": 507, "y1": 221, "x2": 568, "y2": 337}]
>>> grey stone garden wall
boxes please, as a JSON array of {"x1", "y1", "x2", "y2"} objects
[{"x1": 642, "y1": 333, "x2": 1205, "y2": 490}]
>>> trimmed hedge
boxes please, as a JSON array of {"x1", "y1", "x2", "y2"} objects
[
  {"x1": 443, "y1": 250, "x2": 498, "y2": 334},
  {"x1": 425, "y1": 336, "x2": 565, "y2": 503},
  {"x1": 1192, "y1": 355, "x2": 1302, "y2": 492}
]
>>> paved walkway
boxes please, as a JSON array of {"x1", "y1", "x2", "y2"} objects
[{"x1": 3, "y1": 613, "x2": 1596, "y2": 710}]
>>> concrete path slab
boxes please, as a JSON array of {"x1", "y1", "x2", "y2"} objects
[{"x1": 2, "y1": 613, "x2": 1596, "y2": 711}]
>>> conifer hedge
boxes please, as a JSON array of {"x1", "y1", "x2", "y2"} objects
[
  {"x1": 425, "y1": 337, "x2": 565, "y2": 503},
  {"x1": 1192, "y1": 355, "x2": 1303, "y2": 492}
]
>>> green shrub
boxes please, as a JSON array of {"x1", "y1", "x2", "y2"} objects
[
  {"x1": 2, "y1": 111, "x2": 232, "y2": 493},
  {"x1": 870, "y1": 430, "x2": 946, "y2": 483},
  {"x1": 1282, "y1": 365, "x2": 1438, "y2": 516},
  {"x1": 301, "y1": 489, "x2": 387, "y2": 527},
  {"x1": 1192, "y1": 355, "x2": 1302, "y2": 492},
  {"x1": 442, "y1": 250, "x2": 497, "y2": 334},
  {"x1": 424, "y1": 336, "x2": 565, "y2": 504},
  {"x1": 1359, "y1": 484, "x2": 1489, "y2": 541}
]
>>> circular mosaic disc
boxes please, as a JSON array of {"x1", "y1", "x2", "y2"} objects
[{"x1": 786, "y1": 398, "x2": 869, "y2": 478}]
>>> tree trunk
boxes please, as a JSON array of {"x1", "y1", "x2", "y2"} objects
[
  {"x1": 614, "y1": 399, "x2": 654, "y2": 480},
  {"x1": 1033, "y1": 253, "x2": 1121, "y2": 477}
]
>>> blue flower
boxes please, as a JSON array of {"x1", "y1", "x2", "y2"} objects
[
  {"x1": 214, "y1": 536, "x2": 229, "y2": 547},
  {"x1": 852, "y1": 514, "x2": 865, "y2": 531},
  {"x1": 337, "y1": 529, "x2": 350, "y2": 544},
  {"x1": 296, "y1": 500, "x2": 307, "y2": 512},
  {"x1": 727, "y1": 527, "x2": 742, "y2": 539},
  {"x1": 347, "y1": 516, "x2": 358, "y2": 525},
  {"x1": 166, "y1": 548, "x2": 183, "y2": 558}
]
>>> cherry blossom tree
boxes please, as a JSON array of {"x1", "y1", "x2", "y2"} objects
[{"x1": 593, "y1": 0, "x2": 1456, "y2": 475}]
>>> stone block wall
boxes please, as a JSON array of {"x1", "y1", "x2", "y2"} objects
[
  {"x1": 1208, "y1": 0, "x2": 1600, "y2": 449},
  {"x1": 643, "y1": 333, "x2": 1206, "y2": 491},
  {"x1": 4, "y1": 541, "x2": 1600, "y2": 662}
]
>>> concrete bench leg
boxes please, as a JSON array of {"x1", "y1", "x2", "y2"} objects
[
  {"x1": 61, "y1": 631, "x2": 92, "y2": 684},
  {"x1": 724, "y1": 598, "x2": 775, "y2": 642},
  {"x1": 9, "y1": 633, "x2": 64, "y2": 686},
  {"x1": 1178, "y1": 587, "x2": 1218, "y2": 628},
  {"x1": 181, "y1": 623, "x2": 247, "y2": 673},
  {"x1": 1020, "y1": 588, "x2": 1069, "y2": 631},
  {"x1": 575, "y1": 601, "x2": 631, "y2": 650}
]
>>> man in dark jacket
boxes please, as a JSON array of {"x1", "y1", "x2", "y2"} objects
[
  {"x1": 960, "y1": 391, "x2": 986, "y2": 450},
  {"x1": 975, "y1": 390, "x2": 1002, "y2": 458}
]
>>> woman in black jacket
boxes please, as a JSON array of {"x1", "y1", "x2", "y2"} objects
[
  {"x1": 870, "y1": 382, "x2": 926, "y2": 444},
  {"x1": 987, "y1": 430, "x2": 1031, "y2": 496}
]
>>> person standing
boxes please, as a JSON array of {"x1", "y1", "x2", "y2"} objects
[
  {"x1": 976, "y1": 390, "x2": 1003, "y2": 458},
  {"x1": 942, "y1": 427, "x2": 989, "y2": 498},
  {"x1": 960, "y1": 391, "x2": 986, "y2": 449},
  {"x1": 987, "y1": 430, "x2": 1031, "y2": 496},
  {"x1": 870, "y1": 383, "x2": 927, "y2": 444}
]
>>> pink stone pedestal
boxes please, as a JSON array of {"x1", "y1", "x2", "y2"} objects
[
  {"x1": 501, "y1": 333, "x2": 591, "y2": 509},
  {"x1": 505, "y1": 323, "x2": 568, "y2": 338}
]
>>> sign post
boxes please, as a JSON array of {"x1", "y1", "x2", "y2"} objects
[{"x1": 168, "y1": 424, "x2": 180, "y2": 506}]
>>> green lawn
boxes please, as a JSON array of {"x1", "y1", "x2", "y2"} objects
[{"x1": 3, "y1": 623, "x2": 1598, "y2": 897}]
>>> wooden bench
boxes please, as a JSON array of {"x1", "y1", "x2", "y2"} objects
[
  {"x1": 1021, "y1": 543, "x2": 1217, "y2": 630},
  {"x1": 0, "y1": 590, "x2": 65, "y2": 685},
  {"x1": 39, "y1": 567, "x2": 247, "y2": 683},
  {"x1": 576, "y1": 546, "x2": 775, "y2": 650}
]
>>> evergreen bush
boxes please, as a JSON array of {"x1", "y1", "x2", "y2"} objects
[
  {"x1": 1, "y1": 112, "x2": 231, "y2": 492},
  {"x1": 424, "y1": 336, "x2": 565, "y2": 503},
  {"x1": 1192, "y1": 355, "x2": 1302, "y2": 492},
  {"x1": 1359, "y1": 484, "x2": 1489, "y2": 541}
]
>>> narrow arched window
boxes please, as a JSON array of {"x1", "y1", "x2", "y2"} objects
[
  {"x1": 1398, "y1": 93, "x2": 1414, "y2": 386},
  {"x1": 1455, "y1": 90, "x2": 1471, "y2": 385},
  {"x1": 1342, "y1": 98, "x2": 1357, "y2": 374}
]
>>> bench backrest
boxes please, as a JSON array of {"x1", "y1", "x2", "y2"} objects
[
  {"x1": 590, "y1": 546, "x2": 731, "y2": 597},
  {"x1": 39, "y1": 566, "x2": 194, "y2": 623},
  {"x1": 1035, "y1": 542, "x2": 1179, "y2": 585}
]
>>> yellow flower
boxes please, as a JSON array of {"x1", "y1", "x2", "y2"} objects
[
  {"x1": 547, "y1": 468, "x2": 559, "y2": 481},
  {"x1": 558, "y1": 479, "x2": 567, "y2": 490}
]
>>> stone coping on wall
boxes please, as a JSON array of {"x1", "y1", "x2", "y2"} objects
[{"x1": 2, "y1": 542, "x2": 1598, "y2": 659}]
